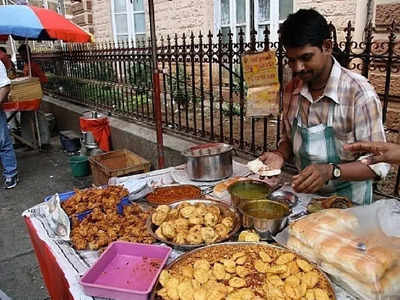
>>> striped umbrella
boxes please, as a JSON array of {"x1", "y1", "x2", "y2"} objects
[{"x1": 0, "y1": 5, "x2": 92, "y2": 42}]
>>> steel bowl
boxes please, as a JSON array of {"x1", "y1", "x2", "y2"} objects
[
  {"x1": 228, "y1": 179, "x2": 272, "y2": 208},
  {"x1": 238, "y1": 199, "x2": 290, "y2": 240},
  {"x1": 146, "y1": 199, "x2": 241, "y2": 251},
  {"x1": 182, "y1": 143, "x2": 233, "y2": 181},
  {"x1": 269, "y1": 190, "x2": 298, "y2": 208}
]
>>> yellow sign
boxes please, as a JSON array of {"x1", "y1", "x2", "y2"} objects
[{"x1": 242, "y1": 51, "x2": 279, "y2": 117}]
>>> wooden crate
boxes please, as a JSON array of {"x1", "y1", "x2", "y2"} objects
[
  {"x1": 9, "y1": 77, "x2": 43, "y2": 102},
  {"x1": 89, "y1": 149, "x2": 151, "y2": 186}
]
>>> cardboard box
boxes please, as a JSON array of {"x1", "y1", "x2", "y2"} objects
[{"x1": 9, "y1": 77, "x2": 43, "y2": 102}]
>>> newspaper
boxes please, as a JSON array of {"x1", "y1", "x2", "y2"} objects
[{"x1": 42, "y1": 194, "x2": 71, "y2": 241}]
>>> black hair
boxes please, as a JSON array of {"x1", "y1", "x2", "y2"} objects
[
  {"x1": 280, "y1": 9, "x2": 330, "y2": 49},
  {"x1": 0, "y1": 47, "x2": 6, "y2": 53},
  {"x1": 18, "y1": 44, "x2": 31, "y2": 55}
]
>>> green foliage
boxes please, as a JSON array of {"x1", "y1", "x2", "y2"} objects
[{"x1": 128, "y1": 62, "x2": 152, "y2": 91}]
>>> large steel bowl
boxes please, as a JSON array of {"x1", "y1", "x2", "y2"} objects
[
  {"x1": 182, "y1": 143, "x2": 233, "y2": 181},
  {"x1": 150, "y1": 242, "x2": 336, "y2": 300},
  {"x1": 146, "y1": 199, "x2": 241, "y2": 251},
  {"x1": 238, "y1": 199, "x2": 290, "y2": 240},
  {"x1": 228, "y1": 179, "x2": 272, "y2": 208}
]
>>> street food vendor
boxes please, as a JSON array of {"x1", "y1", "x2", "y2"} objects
[
  {"x1": 17, "y1": 44, "x2": 48, "y2": 86},
  {"x1": 259, "y1": 9, "x2": 390, "y2": 205}
]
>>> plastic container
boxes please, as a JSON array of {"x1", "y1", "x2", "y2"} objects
[
  {"x1": 59, "y1": 130, "x2": 81, "y2": 152},
  {"x1": 69, "y1": 155, "x2": 89, "y2": 177},
  {"x1": 80, "y1": 241, "x2": 171, "y2": 300},
  {"x1": 43, "y1": 190, "x2": 129, "y2": 221},
  {"x1": 89, "y1": 149, "x2": 151, "y2": 186}
]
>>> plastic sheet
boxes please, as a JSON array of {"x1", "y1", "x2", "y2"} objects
[{"x1": 275, "y1": 200, "x2": 400, "y2": 299}]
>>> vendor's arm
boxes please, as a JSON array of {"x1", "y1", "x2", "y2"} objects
[
  {"x1": 259, "y1": 81, "x2": 296, "y2": 170},
  {"x1": 293, "y1": 86, "x2": 390, "y2": 193},
  {"x1": 292, "y1": 162, "x2": 375, "y2": 194}
]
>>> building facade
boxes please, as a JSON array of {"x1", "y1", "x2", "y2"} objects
[{"x1": 88, "y1": 0, "x2": 389, "y2": 44}]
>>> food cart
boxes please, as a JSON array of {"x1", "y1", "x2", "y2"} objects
[
  {"x1": 24, "y1": 141, "x2": 399, "y2": 299},
  {"x1": 0, "y1": 5, "x2": 92, "y2": 149}
]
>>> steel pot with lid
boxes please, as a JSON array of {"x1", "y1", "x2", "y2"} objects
[
  {"x1": 81, "y1": 111, "x2": 106, "y2": 120},
  {"x1": 182, "y1": 143, "x2": 233, "y2": 181}
]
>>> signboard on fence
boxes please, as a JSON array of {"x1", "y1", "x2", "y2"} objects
[{"x1": 242, "y1": 51, "x2": 279, "y2": 117}]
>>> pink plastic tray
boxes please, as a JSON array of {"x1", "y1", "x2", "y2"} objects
[{"x1": 80, "y1": 241, "x2": 171, "y2": 300}]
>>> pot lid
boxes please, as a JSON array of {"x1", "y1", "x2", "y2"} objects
[
  {"x1": 182, "y1": 143, "x2": 233, "y2": 157},
  {"x1": 80, "y1": 111, "x2": 107, "y2": 120}
]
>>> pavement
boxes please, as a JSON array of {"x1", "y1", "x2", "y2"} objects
[{"x1": 0, "y1": 136, "x2": 91, "y2": 300}]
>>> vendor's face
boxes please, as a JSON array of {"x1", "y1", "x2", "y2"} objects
[{"x1": 286, "y1": 40, "x2": 332, "y2": 84}]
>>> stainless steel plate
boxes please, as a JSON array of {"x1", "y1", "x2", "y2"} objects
[
  {"x1": 150, "y1": 242, "x2": 336, "y2": 300},
  {"x1": 146, "y1": 199, "x2": 241, "y2": 251}
]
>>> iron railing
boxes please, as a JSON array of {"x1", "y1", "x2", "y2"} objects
[{"x1": 33, "y1": 21, "x2": 400, "y2": 196}]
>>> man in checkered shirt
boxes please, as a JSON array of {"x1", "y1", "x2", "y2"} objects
[{"x1": 259, "y1": 9, "x2": 389, "y2": 204}]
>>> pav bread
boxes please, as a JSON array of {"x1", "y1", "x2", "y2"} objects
[{"x1": 288, "y1": 209, "x2": 359, "y2": 248}]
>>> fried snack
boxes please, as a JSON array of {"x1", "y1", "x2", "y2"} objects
[
  {"x1": 155, "y1": 244, "x2": 334, "y2": 300},
  {"x1": 151, "y1": 201, "x2": 237, "y2": 245},
  {"x1": 61, "y1": 185, "x2": 129, "y2": 215},
  {"x1": 70, "y1": 202, "x2": 154, "y2": 251},
  {"x1": 238, "y1": 230, "x2": 260, "y2": 242}
]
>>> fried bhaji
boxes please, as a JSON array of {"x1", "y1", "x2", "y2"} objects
[{"x1": 70, "y1": 202, "x2": 154, "y2": 251}]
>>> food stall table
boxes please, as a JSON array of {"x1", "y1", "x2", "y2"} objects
[
  {"x1": 3, "y1": 77, "x2": 43, "y2": 149},
  {"x1": 23, "y1": 162, "x2": 355, "y2": 299}
]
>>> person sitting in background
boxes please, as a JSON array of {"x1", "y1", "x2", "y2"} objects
[
  {"x1": 0, "y1": 47, "x2": 16, "y2": 79},
  {"x1": 17, "y1": 44, "x2": 48, "y2": 86},
  {"x1": 0, "y1": 60, "x2": 18, "y2": 189},
  {"x1": 344, "y1": 142, "x2": 400, "y2": 165}
]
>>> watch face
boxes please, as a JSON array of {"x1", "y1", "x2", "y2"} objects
[{"x1": 333, "y1": 167, "x2": 341, "y2": 178}]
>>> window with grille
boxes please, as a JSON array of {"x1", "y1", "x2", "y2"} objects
[
  {"x1": 214, "y1": 0, "x2": 293, "y2": 43},
  {"x1": 111, "y1": 0, "x2": 146, "y2": 47}
]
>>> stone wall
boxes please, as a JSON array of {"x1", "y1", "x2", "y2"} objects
[
  {"x1": 370, "y1": 2, "x2": 400, "y2": 98},
  {"x1": 151, "y1": 0, "x2": 214, "y2": 40},
  {"x1": 92, "y1": 0, "x2": 113, "y2": 41},
  {"x1": 295, "y1": 0, "x2": 358, "y2": 41}
]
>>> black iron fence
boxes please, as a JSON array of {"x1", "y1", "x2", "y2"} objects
[{"x1": 33, "y1": 21, "x2": 400, "y2": 196}]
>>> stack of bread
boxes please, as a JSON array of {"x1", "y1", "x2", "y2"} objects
[{"x1": 287, "y1": 209, "x2": 400, "y2": 299}]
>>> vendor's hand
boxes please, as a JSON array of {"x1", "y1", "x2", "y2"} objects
[
  {"x1": 292, "y1": 163, "x2": 332, "y2": 194},
  {"x1": 344, "y1": 142, "x2": 400, "y2": 165},
  {"x1": 259, "y1": 151, "x2": 284, "y2": 171}
]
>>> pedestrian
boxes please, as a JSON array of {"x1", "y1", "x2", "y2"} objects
[
  {"x1": 0, "y1": 60, "x2": 18, "y2": 189},
  {"x1": 258, "y1": 9, "x2": 389, "y2": 204},
  {"x1": 17, "y1": 44, "x2": 48, "y2": 85},
  {"x1": 0, "y1": 47, "x2": 16, "y2": 79}
]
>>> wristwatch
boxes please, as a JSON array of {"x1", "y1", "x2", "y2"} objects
[{"x1": 330, "y1": 163, "x2": 341, "y2": 179}]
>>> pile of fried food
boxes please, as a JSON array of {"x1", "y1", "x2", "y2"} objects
[
  {"x1": 151, "y1": 202, "x2": 236, "y2": 245},
  {"x1": 63, "y1": 186, "x2": 155, "y2": 250},
  {"x1": 287, "y1": 209, "x2": 400, "y2": 298},
  {"x1": 156, "y1": 244, "x2": 334, "y2": 300},
  {"x1": 61, "y1": 185, "x2": 129, "y2": 215}
]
